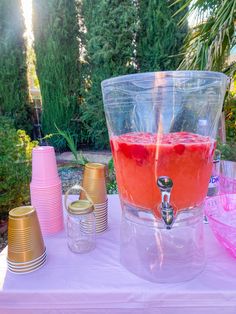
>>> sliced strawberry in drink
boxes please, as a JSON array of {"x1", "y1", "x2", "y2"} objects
[
  {"x1": 130, "y1": 144, "x2": 150, "y2": 166},
  {"x1": 118, "y1": 142, "x2": 148, "y2": 166},
  {"x1": 116, "y1": 132, "x2": 155, "y2": 166},
  {"x1": 174, "y1": 144, "x2": 185, "y2": 155},
  {"x1": 118, "y1": 142, "x2": 130, "y2": 158}
]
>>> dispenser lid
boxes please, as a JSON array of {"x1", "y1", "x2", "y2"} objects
[{"x1": 68, "y1": 200, "x2": 94, "y2": 215}]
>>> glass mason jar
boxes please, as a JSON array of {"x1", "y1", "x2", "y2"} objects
[{"x1": 65, "y1": 185, "x2": 96, "y2": 254}]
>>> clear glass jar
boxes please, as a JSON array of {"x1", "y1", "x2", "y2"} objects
[
  {"x1": 67, "y1": 205, "x2": 96, "y2": 253},
  {"x1": 65, "y1": 185, "x2": 96, "y2": 254}
]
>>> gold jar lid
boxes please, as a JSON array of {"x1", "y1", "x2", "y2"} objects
[
  {"x1": 68, "y1": 200, "x2": 94, "y2": 215},
  {"x1": 9, "y1": 206, "x2": 35, "y2": 218}
]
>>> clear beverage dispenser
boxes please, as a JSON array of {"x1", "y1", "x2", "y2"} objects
[{"x1": 101, "y1": 71, "x2": 228, "y2": 283}]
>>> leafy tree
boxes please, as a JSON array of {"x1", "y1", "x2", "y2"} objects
[
  {"x1": 136, "y1": 0, "x2": 188, "y2": 71},
  {"x1": 80, "y1": 0, "x2": 138, "y2": 149},
  {"x1": 176, "y1": 0, "x2": 236, "y2": 72},
  {"x1": 0, "y1": 0, "x2": 32, "y2": 134},
  {"x1": 176, "y1": 0, "x2": 236, "y2": 158},
  {"x1": 32, "y1": 0, "x2": 81, "y2": 150}
]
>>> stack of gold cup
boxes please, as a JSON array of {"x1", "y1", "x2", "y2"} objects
[
  {"x1": 80, "y1": 163, "x2": 108, "y2": 233},
  {"x1": 7, "y1": 206, "x2": 46, "y2": 274}
]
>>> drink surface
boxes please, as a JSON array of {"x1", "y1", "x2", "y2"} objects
[{"x1": 110, "y1": 132, "x2": 215, "y2": 217}]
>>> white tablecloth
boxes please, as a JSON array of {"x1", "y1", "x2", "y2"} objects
[{"x1": 1, "y1": 195, "x2": 236, "y2": 314}]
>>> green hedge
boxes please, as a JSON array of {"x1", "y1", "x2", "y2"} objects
[
  {"x1": 0, "y1": 0, "x2": 32, "y2": 134},
  {"x1": 79, "y1": 0, "x2": 138, "y2": 149},
  {"x1": 32, "y1": 0, "x2": 81, "y2": 150},
  {"x1": 31, "y1": 1, "x2": 189, "y2": 150},
  {"x1": 79, "y1": 0, "x2": 188, "y2": 149},
  {"x1": 0, "y1": 116, "x2": 38, "y2": 217},
  {"x1": 136, "y1": 0, "x2": 188, "y2": 71}
]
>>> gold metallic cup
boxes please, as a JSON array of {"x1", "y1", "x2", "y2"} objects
[
  {"x1": 8, "y1": 206, "x2": 45, "y2": 264},
  {"x1": 80, "y1": 163, "x2": 107, "y2": 204}
]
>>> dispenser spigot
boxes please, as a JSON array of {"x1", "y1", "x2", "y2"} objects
[{"x1": 157, "y1": 176, "x2": 175, "y2": 229}]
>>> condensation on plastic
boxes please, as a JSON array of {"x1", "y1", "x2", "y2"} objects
[{"x1": 102, "y1": 71, "x2": 228, "y2": 137}]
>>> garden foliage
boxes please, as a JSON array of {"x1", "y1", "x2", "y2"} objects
[
  {"x1": 136, "y1": 0, "x2": 188, "y2": 71},
  {"x1": 32, "y1": 0, "x2": 81, "y2": 150},
  {"x1": 0, "y1": 117, "x2": 38, "y2": 217},
  {"x1": 0, "y1": 0, "x2": 32, "y2": 134},
  {"x1": 224, "y1": 92, "x2": 236, "y2": 142},
  {"x1": 177, "y1": 0, "x2": 236, "y2": 72},
  {"x1": 176, "y1": 0, "x2": 236, "y2": 159},
  {"x1": 79, "y1": 0, "x2": 138, "y2": 149},
  {"x1": 31, "y1": 0, "x2": 189, "y2": 149},
  {"x1": 79, "y1": 0, "x2": 188, "y2": 148}
]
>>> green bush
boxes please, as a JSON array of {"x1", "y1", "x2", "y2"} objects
[
  {"x1": 216, "y1": 91, "x2": 236, "y2": 162},
  {"x1": 106, "y1": 158, "x2": 118, "y2": 194},
  {"x1": 218, "y1": 141, "x2": 236, "y2": 162},
  {"x1": 224, "y1": 93, "x2": 236, "y2": 143},
  {"x1": 0, "y1": 117, "x2": 38, "y2": 218}
]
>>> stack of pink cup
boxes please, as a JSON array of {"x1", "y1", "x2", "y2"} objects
[{"x1": 30, "y1": 146, "x2": 64, "y2": 235}]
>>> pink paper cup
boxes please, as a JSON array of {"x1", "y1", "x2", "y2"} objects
[
  {"x1": 39, "y1": 216, "x2": 64, "y2": 223},
  {"x1": 30, "y1": 199, "x2": 63, "y2": 207},
  {"x1": 31, "y1": 146, "x2": 59, "y2": 183},
  {"x1": 30, "y1": 181, "x2": 62, "y2": 190},
  {"x1": 32, "y1": 206, "x2": 63, "y2": 216},
  {"x1": 30, "y1": 192, "x2": 62, "y2": 201},
  {"x1": 30, "y1": 190, "x2": 62, "y2": 200},
  {"x1": 34, "y1": 202, "x2": 62, "y2": 210},
  {"x1": 30, "y1": 183, "x2": 62, "y2": 200},
  {"x1": 38, "y1": 213, "x2": 64, "y2": 223},
  {"x1": 38, "y1": 212, "x2": 64, "y2": 231},
  {"x1": 40, "y1": 218, "x2": 64, "y2": 235},
  {"x1": 30, "y1": 185, "x2": 62, "y2": 192},
  {"x1": 30, "y1": 194, "x2": 62, "y2": 208},
  {"x1": 32, "y1": 201, "x2": 63, "y2": 213},
  {"x1": 30, "y1": 179, "x2": 62, "y2": 189}
]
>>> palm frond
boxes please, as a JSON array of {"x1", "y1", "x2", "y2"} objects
[{"x1": 176, "y1": 0, "x2": 236, "y2": 71}]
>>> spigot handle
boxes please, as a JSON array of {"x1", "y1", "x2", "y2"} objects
[
  {"x1": 157, "y1": 176, "x2": 173, "y2": 191},
  {"x1": 157, "y1": 176, "x2": 175, "y2": 229},
  {"x1": 157, "y1": 176, "x2": 173, "y2": 208}
]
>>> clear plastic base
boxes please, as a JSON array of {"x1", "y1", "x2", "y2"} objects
[{"x1": 120, "y1": 202, "x2": 205, "y2": 283}]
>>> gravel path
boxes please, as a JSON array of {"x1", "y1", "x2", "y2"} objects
[{"x1": 58, "y1": 165, "x2": 84, "y2": 194}]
